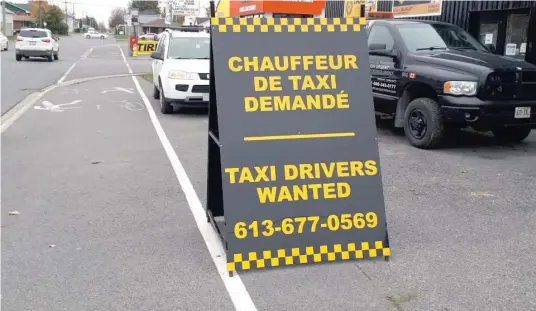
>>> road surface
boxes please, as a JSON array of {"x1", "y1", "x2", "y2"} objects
[{"x1": 2, "y1": 43, "x2": 536, "y2": 311}]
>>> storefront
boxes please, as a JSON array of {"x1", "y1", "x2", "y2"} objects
[
  {"x1": 229, "y1": 0, "x2": 326, "y2": 18},
  {"x1": 326, "y1": 0, "x2": 536, "y2": 66}
]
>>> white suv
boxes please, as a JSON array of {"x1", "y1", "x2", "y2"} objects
[
  {"x1": 150, "y1": 30, "x2": 210, "y2": 114},
  {"x1": 15, "y1": 28, "x2": 60, "y2": 62}
]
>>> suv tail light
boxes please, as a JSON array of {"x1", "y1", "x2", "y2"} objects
[
  {"x1": 16, "y1": 36, "x2": 23, "y2": 41},
  {"x1": 42, "y1": 39, "x2": 51, "y2": 43}
]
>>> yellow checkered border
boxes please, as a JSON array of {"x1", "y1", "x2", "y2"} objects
[
  {"x1": 227, "y1": 241, "x2": 390, "y2": 272},
  {"x1": 211, "y1": 17, "x2": 367, "y2": 33}
]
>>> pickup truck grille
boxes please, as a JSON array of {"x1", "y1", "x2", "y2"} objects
[{"x1": 482, "y1": 70, "x2": 536, "y2": 100}]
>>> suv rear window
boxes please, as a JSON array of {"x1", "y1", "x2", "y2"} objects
[{"x1": 19, "y1": 30, "x2": 48, "y2": 38}]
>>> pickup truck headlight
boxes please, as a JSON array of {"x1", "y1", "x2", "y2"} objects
[
  {"x1": 168, "y1": 70, "x2": 195, "y2": 80},
  {"x1": 443, "y1": 81, "x2": 478, "y2": 96}
]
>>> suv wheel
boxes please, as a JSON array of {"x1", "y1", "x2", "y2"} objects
[
  {"x1": 86, "y1": 35, "x2": 90, "y2": 39},
  {"x1": 47, "y1": 52, "x2": 53, "y2": 62},
  {"x1": 16, "y1": 54, "x2": 22, "y2": 61},
  {"x1": 403, "y1": 97, "x2": 445, "y2": 149},
  {"x1": 152, "y1": 84, "x2": 160, "y2": 99},
  {"x1": 159, "y1": 81, "x2": 173, "y2": 114},
  {"x1": 54, "y1": 51, "x2": 59, "y2": 60},
  {"x1": 492, "y1": 126, "x2": 531, "y2": 143}
]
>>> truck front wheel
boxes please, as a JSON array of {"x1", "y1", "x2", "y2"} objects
[
  {"x1": 403, "y1": 98, "x2": 445, "y2": 149},
  {"x1": 491, "y1": 126, "x2": 532, "y2": 143}
]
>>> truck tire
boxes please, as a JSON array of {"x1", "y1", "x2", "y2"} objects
[
  {"x1": 492, "y1": 126, "x2": 531, "y2": 143},
  {"x1": 159, "y1": 81, "x2": 173, "y2": 114},
  {"x1": 403, "y1": 97, "x2": 445, "y2": 149}
]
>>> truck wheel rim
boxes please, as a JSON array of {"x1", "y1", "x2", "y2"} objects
[{"x1": 408, "y1": 109, "x2": 427, "y2": 139}]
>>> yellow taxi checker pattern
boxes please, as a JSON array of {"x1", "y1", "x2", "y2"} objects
[
  {"x1": 227, "y1": 241, "x2": 390, "y2": 272},
  {"x1": 210, "y1": 17, "x2": 367, "y2": 33}
]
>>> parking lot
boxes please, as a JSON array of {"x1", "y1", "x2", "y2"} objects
[{"x1": 2, "y1": 37, "x2": 536, "y2": 311}]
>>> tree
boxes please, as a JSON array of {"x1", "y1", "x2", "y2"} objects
[
  {"x1": 30, "y1": 0, "x2": 49, "y2": 26},
  {"x1": 98, "y1": 21, "x2": 107, "y2": 31},
  {"x1": 128, "y1": 0, "x2": 160, "y2": 15},
  {"x1": 109, "y1": 7, "x2": 127, "y2": 28},
  {"x1": 42, "y1": 5, "x2": 68, "y2": 34},
  {"x1": 205, "y1": 6, "x2": 210, "y2": 17}
]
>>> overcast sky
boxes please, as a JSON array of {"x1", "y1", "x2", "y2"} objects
[{"x1": 13, "y1": 0, "x2": 212, "y2": 25}]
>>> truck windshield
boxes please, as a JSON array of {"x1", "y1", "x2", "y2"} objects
[
  {"x1": 397, "y1": 23, "x2": 488, "y2": 53},
  {"x1": 167, "y1": 37, "x2": 210, "y2": 59}
]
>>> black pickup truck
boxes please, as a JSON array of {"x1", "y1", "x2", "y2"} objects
[{"x1": 365, "y1": 19, "x2": 536, "y2": 149}]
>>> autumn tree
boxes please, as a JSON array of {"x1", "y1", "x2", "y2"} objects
[
  {"x1": 109, "y1": 7, "x2": 127, "y2": 28},
  {"x1": 128, "y1": 0, "x2": 160, "y2": 15},
  {"x1": 29, "y1": 0, "x2": 49, "y2": 26}
]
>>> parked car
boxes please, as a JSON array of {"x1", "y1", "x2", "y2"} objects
[
  {"x1": 151, "y1": 30, "x2": 210, "y2": 114},
  {"x1": 366, "y1": 19, "x2": 536, "y2": 149},
  {"x1": 139, "y1": 33, "x2": 157, "y2": 40},
  {"x1": 84, "y1": 31, "x2": 108, "y2": 39},
  {"x1": 15, "y1": 28, "x2": 60, "y2": 62},
  {"x1": 0, "y1": 32, "x2": 8, "y2": 51}
]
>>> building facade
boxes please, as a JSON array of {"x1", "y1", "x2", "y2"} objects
[
  {"x1": 228, "y1": 0, "x2": 326, "y2": 18},
  {"x1": 0, "y1": 8, "x2": 14, "y2": 35},
  {"x1": 1, "y1": 1, "x2": 34, "y2": 31},
  {"x1": 326, "y1": 0, "x2": 536, "y2": 65}
]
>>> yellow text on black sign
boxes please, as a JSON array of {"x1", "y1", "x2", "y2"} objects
[
  {"x1": 137, "y1": 41, "x2": 158, "y2": 53},
  {"x1": 224, "y1": 160, "x2": 378, "y2": 204},
  {"x1": 227, "y1": 55, "x2": 358, "y2": 112},
  {"x1": 234, "y1": 212, "x2": 378, "y2": 239}
]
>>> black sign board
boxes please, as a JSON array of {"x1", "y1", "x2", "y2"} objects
[{"x1": 206, "y1": 17, "x2": 390, "y2": 274}]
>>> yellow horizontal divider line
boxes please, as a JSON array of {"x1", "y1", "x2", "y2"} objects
[{"x1": 243, "y1": 132, "x2": 355, "y2": 142}]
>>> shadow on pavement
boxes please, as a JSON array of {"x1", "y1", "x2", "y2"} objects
[
  {"x1": 375, "y1": 118, "x2": 534, "y2": 154},
  {"x1": 171, "y1": 107, "x2": 208, "y2": 118}
]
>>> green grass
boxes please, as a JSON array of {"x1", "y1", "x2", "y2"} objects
[
  {"x1": 115, "y1": 35, "x2": 129, "y2": 41},
  {"x1": 140, "y1": 73, "x2": 153, "y2": 83},
  {"x1": 7, "y1": 35, "x2": 16, "y2": 41}
]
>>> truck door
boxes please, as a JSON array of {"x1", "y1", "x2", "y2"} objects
[{"x1": 367, "y1": 24, "x2": 401, "y2": 114}]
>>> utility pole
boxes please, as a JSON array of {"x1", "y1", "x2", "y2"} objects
[
  {"x1": 2, "y1": 0, "x2": 7, "y2": 34},
  {"x1": 38, "y1": 0, "x2": 42, "y2": 27}
]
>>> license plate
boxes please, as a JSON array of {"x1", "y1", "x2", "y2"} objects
[
  {"x1": 202, "y1": 93, "x2": 209, "y2": 101},
  {"x1": 514, "y1": 107, "x2": 531, "y2": 119},
  {"x1": 29, "y1": 41, "x2": 36, "y2": 45}
]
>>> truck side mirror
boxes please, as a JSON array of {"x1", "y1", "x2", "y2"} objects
[
  {"x1": 369, "y1": 43, "x2": 387, "y2": 51},
  {"x1": 369, "y1": 49, "x2": 398, "y2": 58},
  {"x1": 151, "y1": 51, "x2": 162, "y2": 60},
  {"x1": 485, "y1": 43, "x2": 496, "y2": 53}
]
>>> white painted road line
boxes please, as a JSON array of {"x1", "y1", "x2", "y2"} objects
[
  {"x1": 118, "y1": 45, "x2": 133, "y2": 74},
  {"x1": 57, "y1": 47, "x2": 94, "y2": 84},
  {"x1": 119, "y1": 45, "x2": 258, "y2": 311}
]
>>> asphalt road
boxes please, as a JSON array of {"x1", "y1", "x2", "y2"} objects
[
  {"x1": 2, "y1": 44, "x2": 536, "y2": 311},
  {"x1": 0, "y1": 34, "x2": 114, "y2": 115}
]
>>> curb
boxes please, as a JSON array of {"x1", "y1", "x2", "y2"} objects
[{"x1": 1, "y1": 72, "x2": 149, "y2": 133}]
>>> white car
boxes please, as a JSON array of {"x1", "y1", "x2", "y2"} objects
[
  {"x1": 84, "y1": 31, "x2": 108, "y2": 39},
  {"x1": 15, "y1": 28, "x2": 60, "y2": 62},
  {"x1": 0, "y1": 32, "x2": 8, "y2": 51},
  {"x1": 151, "y1": 30, "x2": 210, "y2": 114},
  {"x1": 139, "y1": 33, "x2": 157, "y2": 40}
]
